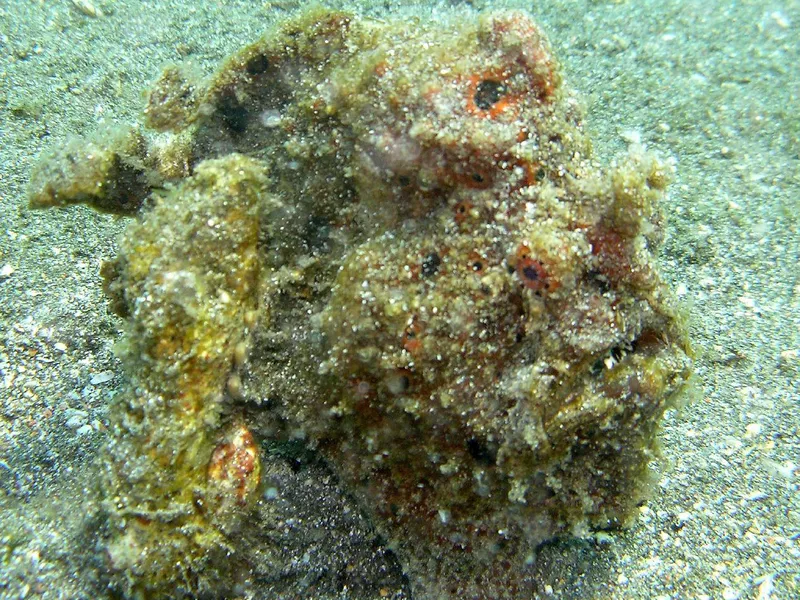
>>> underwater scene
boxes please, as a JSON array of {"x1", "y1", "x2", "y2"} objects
[{"x1": 0, "y1": 0, "x2": 797, "y2": 598}]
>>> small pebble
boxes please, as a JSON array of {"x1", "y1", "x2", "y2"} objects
[
  {"x1": 65, "y1": 409, "x2": 89, "y2": 429},
  {"x1": 90, "y1": 371, "x2": 114, "y2": 385},
  {"x1": 756, "y1": 573, "x2": 775, "y2": 600},
  {"x1": 745, "y1": 423, "x2": 762, "y2": 438},
  {"x1": 762, "y1": 459, "x2": 796, "y2": 479},
  {"x1": 76, "y1": 424, "x2": 94, "y2": 436},
  {"x1": 71, "y1": 0, "x2": 104, "y2": 17},
  {"x1": 259, "y1": 109, "x2": 283, "y2": 128},
  {"x1": 620, "y1": 129, "x2": 642, "y2": 144},
  {"x1": 738, "y1": 296, "x2": 756, "y2": 309},
  {"x1": 743, "y1": 491, "x2": 768, "y2": 501},
  {"x1": 770, "y1": 12, "x2": 790, "y2": 29}
]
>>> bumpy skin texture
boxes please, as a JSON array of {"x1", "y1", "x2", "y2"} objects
[
  {"x1": 99, "y1": 156, "x2": 266, "y2": 596},
  {"x1": 29, "y1": 8, "x2": 692, "y2": 599}
]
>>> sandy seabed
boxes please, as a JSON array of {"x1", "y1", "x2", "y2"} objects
[{"x1": 0, "y1": 0, "x2": 798, "y2": 598}]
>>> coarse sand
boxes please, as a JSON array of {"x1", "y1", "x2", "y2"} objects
[{"x1": 0, "y1": 1, "x2": 797, "y2": 598}]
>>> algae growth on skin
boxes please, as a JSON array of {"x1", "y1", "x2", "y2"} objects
[{"x1": 28, "y1": 7, "x2": 692, "y2": 599}]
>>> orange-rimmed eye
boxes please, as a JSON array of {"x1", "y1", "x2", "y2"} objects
[
  {"x1": 473, "y1": 79, "x2": 508, "y2": 111},
  {"x1": 465, "y1": 72, "x2": 520, "y2": 119}
]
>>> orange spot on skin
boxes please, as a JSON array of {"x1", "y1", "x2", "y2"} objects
[
  {"x1": 499, "y1": 156, "x2": 540, "y2": 192},
  {"x1": 454, "y1": 199, "x2": 474, "y2": 225},
  {"x1": 402, "y1": 320, "x2": 424, "y2": 354},
  {"x1": 310, "y1": 97, "x2": 326, "y2": 113},
  {"x1": 467, "y1": 251, "x2": 487, "y2": 274},
  {"x1": 208, "y1": 425, "x2": 260, "y2": 507},
  {"x1": 406, "y1": 261, "x2": 422, "y2": 280},
  {"x1": 373, "y1": 60, "x2": 388, "y2": 77},
  {"x1": 515, "y1": 244, "x2": 558, "y2": 292},
  {"x1": 587, "y1": 227, "x2": 632, "y2": 284},
  {"x1": 422, "y1": 83, "x2": 443, "y2": 105}
]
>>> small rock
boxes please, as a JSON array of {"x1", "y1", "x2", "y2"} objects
[
  {"x1": 65, "y1": 409, "x2": 89, "y2": 429},
  {"x1": 738, "y1": 296, "x2": 756, "y2": 309},
  {"x1": 71, "y1": 0, "x2": 104, "y2": 18},
  {"x1": 76, "y1": 424, "x2": 94, "y2": 436},
  {"x1": 743, "y1": 491, "x2": 768, "y2": 501},
  {"x1": 90, "y1": 371, "x2": 114, "y2": 385},
  {"x1": 744, "y1": 423, "x2": 762, "y2": 438}
]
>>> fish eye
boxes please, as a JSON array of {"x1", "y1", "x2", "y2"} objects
[{"x1": 473, "y1": 79, "x2": 507, "y2": 110}]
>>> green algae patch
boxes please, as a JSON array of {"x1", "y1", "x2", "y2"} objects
[{"x1": 28, "y1": 7, "x2": 692, "y2": 599}]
